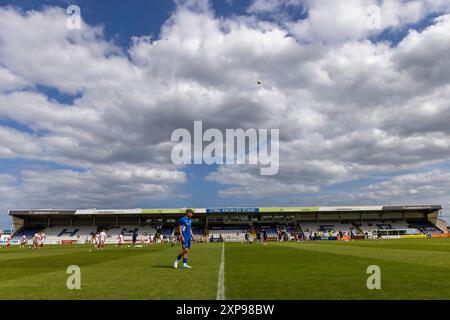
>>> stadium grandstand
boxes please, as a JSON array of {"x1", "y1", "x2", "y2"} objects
[{"x1": 4, "y1": 205, "x2": 448, "y2": 245}]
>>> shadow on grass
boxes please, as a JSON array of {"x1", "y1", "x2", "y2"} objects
[{"x1": 152, "y1": 265, "x2": 175, "y2": 269}]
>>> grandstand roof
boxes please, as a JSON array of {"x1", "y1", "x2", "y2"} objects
[{"x1": 8, "y1": 205, "x2": 442, "y2": 216}]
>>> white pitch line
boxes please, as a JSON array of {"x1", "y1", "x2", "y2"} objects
[{"x1": 216, "y1": 241, "x2": 225, "y2": 300}]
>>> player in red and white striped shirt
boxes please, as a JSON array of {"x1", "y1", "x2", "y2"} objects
[
  {"x1": 33, "y1": 233, "x2": 40, "y2": 250},
  {"x1": 98, "y1": 230, "x2": 107, "y2": 250},
  {"x1": 39, "y1": 232, "x2": 46, "y2": 249},
  {"x1": 5, "y1": 235, "x2": 12, "y2": 248},
  {"x1": 117, "y1": 233, "x2": 124, "y2": 246}
]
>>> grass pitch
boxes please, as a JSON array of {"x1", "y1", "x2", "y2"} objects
[{"x1": 1, "y1": 239, "x2": 450, "y2": 300}]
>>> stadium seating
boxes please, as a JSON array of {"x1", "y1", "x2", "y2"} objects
[
  {"x1": 408, "y1": 221, "x2": 443, "y2": 234},
  {"x1": 255, "y1": 226, "x2": 277, "y2": 240},
  {"x1": 192, "y1": 227, "x2": 203, "y2": 241},
  {"x1": 276, "y1": 224, "x2": 298, "y2": 240},
  {"x1": 358, "y1": 221, "x2": 414, "y2": 232},
  {"x1": 355, "y1": 221, "x2": 423, "y2": 237},
  {"x1": 138, "y1": 225, "x2": 157, "y2": 236},
  {"x1": 390, "y1": 221, "x2": 411, "y2": 229},
  {"x1": 360, "y1": 221, "x2": 388, "y2": 232},
  {"x1": 11, "y1": 227, "x2": 39, "y2": 241},
  {"x1": 43, "y1": 226, "x2": 78, "y2": 243},
  {"x1": 9, "y1": 219, "x2": 442, "y2": 245},
  {"x1": 299, "y1": 222, "x2": 356, "y2": 235},
  {"x1": 106, "y1": 227, "x2": 123, "y2": 237},
  {"x1": 209, "y1": 225, "x2": 250, "y2": 242},
  {"x1": 75, "y1": 226, "x2": 97, "y2": 240},
  {"x1": 162, "y1": 227, "x2": 175, "y2": 238},
  {"x1": 103, "y1": 225, "x2": 158, "y2": 242}
]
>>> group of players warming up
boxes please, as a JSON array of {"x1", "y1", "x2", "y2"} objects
[
  {"x1": 1, "y1": 232, "x2": 46, "y2": 249},
  {"x1": 2, "y1": 209, "x2": 196, "y2": 269},
  {"x1": 91, "y1": 230, "x2": 108, "y2": 250}
]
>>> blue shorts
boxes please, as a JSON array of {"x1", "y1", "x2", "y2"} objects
[{"x1": 182, "y1": 239, "x2": 191, "y2": 249}]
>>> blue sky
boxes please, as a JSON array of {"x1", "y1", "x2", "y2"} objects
[{"x1": 0, "y1": 0, "x2": 450, "y2": 228}]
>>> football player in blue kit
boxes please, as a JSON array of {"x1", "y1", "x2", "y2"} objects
[{"x1": 173, "y1": 209, "x2": 195, "y2": 269}]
